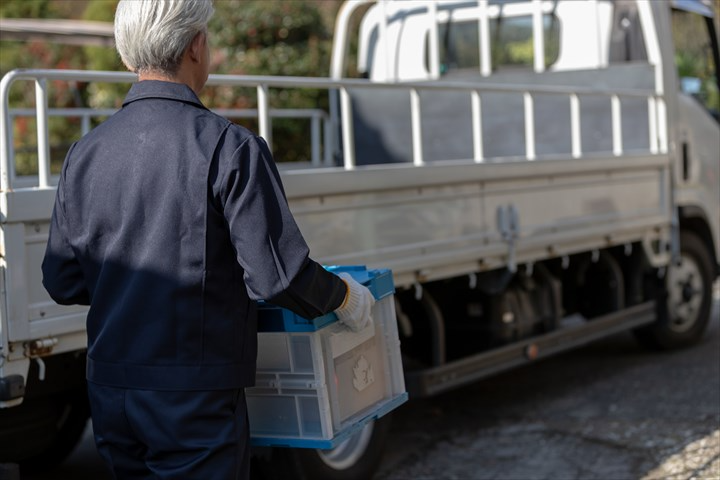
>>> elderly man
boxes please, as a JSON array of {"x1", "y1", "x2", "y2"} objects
[{"x1": 41, "y1": 1, "x2": 373, "y2": 478}]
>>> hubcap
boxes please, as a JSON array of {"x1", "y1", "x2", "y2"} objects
[
  {"x1": 667, "y1": 252, "x2": 704, "y2": 333},
  {"x1": 317, "y1": 421, "x2": 374, "y2": 470}
]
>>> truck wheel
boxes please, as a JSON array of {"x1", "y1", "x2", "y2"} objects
[
  {"x1": 255, "y1": 415, "x2": 392, "y2": 480},
  {"x1": 634, "y1": 231, "x2": 713, "y2": 349},
  {"x1": 22, "y1": 391, "x2": 90, "y2": 473}
]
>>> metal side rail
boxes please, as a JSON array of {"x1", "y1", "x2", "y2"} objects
[{"x1": 405, "y1": 301, "x2": 656, "y2": 398}]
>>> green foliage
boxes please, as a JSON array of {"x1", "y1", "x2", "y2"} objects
[
  {"x1": 1, "y1": 0, "x2": 128, "y2": 175},
  {"x1": 206, "y1": 0, "x2": 338, "y2": 163},
  {"x1": 672, "y1": 9, "x2": 720, "y2": 114},
  {"x1": 503, "y1": 38, "x2": 534, "y2": 66},
  {"x1": 1, "y1": 1, "x2": 89, "y2": 175},
  {"x1": 1, "y1": 0, "x2": 342, "y2": 172},
  {"x1": 83, "y1": 0, "x2": 122, "y2": 71},
  {"x1": 82, "y1": 0, "x2": 127, "y2": 111},
  {"x1": 213, "y1": 0, "x2": 326, "y2": 55},
  {"x1": 1, "y1": 0, "x2": 54, "y2": 18}
]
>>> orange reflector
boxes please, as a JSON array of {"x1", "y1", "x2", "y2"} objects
[{"x1": 525, "y1": 344, "x2": 539, "y2": 360}]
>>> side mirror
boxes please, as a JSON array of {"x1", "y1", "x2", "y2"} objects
[{"x1": 680, "y1": 76, "x2": 702, "y2": 95}]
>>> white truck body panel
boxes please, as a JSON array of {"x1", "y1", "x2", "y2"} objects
[{"x1": 0, "y1": 74, "x2": 671, "y2": 342}]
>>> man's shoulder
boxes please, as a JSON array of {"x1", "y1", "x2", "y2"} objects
[{"x1": 223, "y1": 121, "x2": 256, "y2": 142}]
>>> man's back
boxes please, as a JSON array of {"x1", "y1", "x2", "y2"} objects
[{"x1": 46, "y1": 80, "x2": 259, "y2": 389}]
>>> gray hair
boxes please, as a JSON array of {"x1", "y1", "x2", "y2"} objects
[{"x1": 114, "y1": 0, "x2": 214, "y2": 75}]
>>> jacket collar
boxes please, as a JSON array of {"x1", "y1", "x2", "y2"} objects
[{"x1": 122, "y1": 80, "x2": 207, "y2": 109}]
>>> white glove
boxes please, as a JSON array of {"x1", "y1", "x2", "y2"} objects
[{"x1": 334, "y1": 272, "x2": 375, "y2": 332}]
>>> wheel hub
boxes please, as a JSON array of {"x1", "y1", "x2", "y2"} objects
[
  {"x1": 317, "y1": 421, "x2": 375, "y2": 471},
  {"x1": 667, "y1": 253, "x2": 704, "y2": 333}
]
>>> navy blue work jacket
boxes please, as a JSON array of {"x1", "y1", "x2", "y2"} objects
[{"x1": 42, "y1": 80, "x2": 346, "y2": 390}]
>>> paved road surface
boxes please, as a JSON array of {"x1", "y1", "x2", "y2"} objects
[{"x1": 22, "y1": 289, "x2": 720, "y2": 480}]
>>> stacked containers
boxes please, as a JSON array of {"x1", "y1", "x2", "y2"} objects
[{"x1": 247, "y1": 266, "x2": 407, "y2": 449}]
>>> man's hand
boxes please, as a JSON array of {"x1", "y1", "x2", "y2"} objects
[{"x1": 334, "y1": 272, "x2": 375, "y2": 331}]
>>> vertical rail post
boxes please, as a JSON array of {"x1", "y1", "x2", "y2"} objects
[
  {"x1": 340, "y1": 87, "x2": 356, "y2": 170},
  {"x1": 81, "y1": 113, "x2": 91, "y2": 136},
  {"x1": 532, "y1": 0, "x2": 545, "y2": 73},
  {"x1": 5, "y1": 113, "x2": 15, "y2": 188},
  {"x1": 257, "y1": 84, "x2": 272, "y2": 152},
  {"x1": 35, "y1": 78, "x2": 51, "y2": 188},
  {"x1": 636, "y1": 0, "x2": 668, "y2": 158},
  {"x1": 311, "y1": 114, "x2": 321, "y2": 167},
  {"x1": 648, "y1": 96, "x2": 658, "y2": 154},
  {"x1": 323, "y1": 117, "x2": 332, "y2": 166},
  {"x1": 471, "y1": 90, "x2": 484, "y2": 162},
  {"x1": 523, "y1": 92, "x2": 536, "y2": 160},
  {"x1": 380, "y1": 0, "x2": 390, "y2": 81},
  {"x1": 428, "y1": 1, "x2": 440, "y2": 78},
  {"x1": 410, "y1": 88, "x2": 424, "y2": 166},
  {"x1": 657, "y1": 98, "x2": 668, "y2": 153},
  {"x1": 570, "y1": 93, "x2": 581, "y2": 158},
  {"x1": 478, "y1": 0, "x2": 492, "y2": 77},
  {"x1": 0, "y1": 86, "x2": 9, "y2": 192},
  {"x1": 611, "y1": 94, "x2": 623, "y2": 156}
]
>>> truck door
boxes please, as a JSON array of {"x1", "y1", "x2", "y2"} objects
[{"x1": 670, "y1": 1, "x2": 720, "y2": 262}]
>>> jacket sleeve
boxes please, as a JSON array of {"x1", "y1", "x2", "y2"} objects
[
  {"x1": 221, "y1": 135, "x2": 346, "y2": 318},
  {"x1": 42, "y1": 155, "x2": 90, "y2": 306}
]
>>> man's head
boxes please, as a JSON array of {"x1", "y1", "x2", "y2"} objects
[{"x1": 114, "y1": 0, "x2": 214, "y2": 82}]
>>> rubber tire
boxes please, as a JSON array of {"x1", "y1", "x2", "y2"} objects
[
  {"x1": 255, "y1": 415, "x2": 392, "y2": 480},
  {"x1": 633, "y1": 231, "x2": 714, "y2": 349},
  {"x1": 16, "y1": 391, "x2": 90, "y2": 473}
]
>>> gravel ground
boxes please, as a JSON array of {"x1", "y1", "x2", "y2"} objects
[{"x1": 375, "y1": 287, "x2": 720, "y2": 480}]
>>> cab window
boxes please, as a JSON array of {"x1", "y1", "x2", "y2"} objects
[
  {"x1": 434, "y1": 14, "x2": 560, "y2": 74},
  {"x1": 671, "y1": 8, "x2": 720, "y2": 120}
]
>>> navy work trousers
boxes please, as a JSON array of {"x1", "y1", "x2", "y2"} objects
[{"x1": 87, "y1": 382, "x2": 250, "y2": 480}]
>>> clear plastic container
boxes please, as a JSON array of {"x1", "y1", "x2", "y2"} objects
[{"x1": 247, "y1": 267, "x2": 407, "y2": 449}]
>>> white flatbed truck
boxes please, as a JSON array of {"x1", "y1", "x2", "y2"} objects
[{"x1": 1, "y1": 1, "x2": 718, "y2": 479}]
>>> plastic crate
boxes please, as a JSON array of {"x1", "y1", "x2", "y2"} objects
[
  {"x1": 256, "y1": 265, "x2": 396, "y2": 332},
  {"x1": 247, "y1": 266, "x2": 407, "y2": 449}
]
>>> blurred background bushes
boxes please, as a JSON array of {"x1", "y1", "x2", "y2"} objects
[{"x1": 0, "y1": 0, "x2": 343, "y2": 175}]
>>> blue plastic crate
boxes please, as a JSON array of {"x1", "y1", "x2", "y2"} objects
[
  {"x1": 250, "y1": 392, "x2": 408, "y2": 449},
  {"x1": 257, "y1": 266, "x2": 395, "y2": 333},
  {"x1": 248, "y1": 265, "x2": 407, "y2": 449}
]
